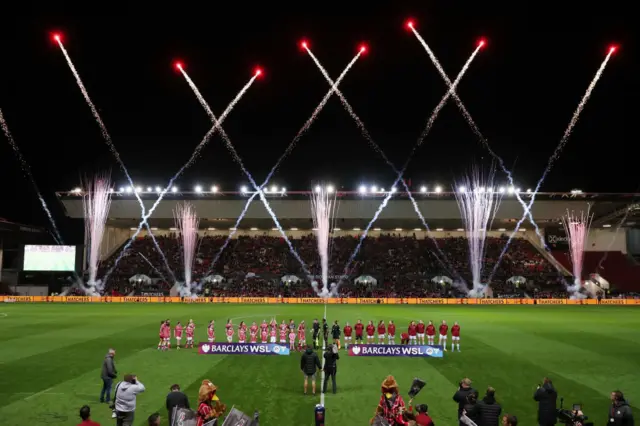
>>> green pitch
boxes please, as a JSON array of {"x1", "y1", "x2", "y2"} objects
[{"x1": 0, "y1": 304, "x2": 638, "y2": 425}]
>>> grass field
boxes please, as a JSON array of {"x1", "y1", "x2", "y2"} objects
[{"x1": 0, "y1": 304, "x2": 638, "y2": 425}]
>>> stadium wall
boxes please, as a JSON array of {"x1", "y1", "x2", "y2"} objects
[{"x1": 586, "y1": 229, "x2": 627, "y2": 253}]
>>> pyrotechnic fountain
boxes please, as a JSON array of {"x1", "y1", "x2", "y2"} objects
[
  {"x1": 174, "y1": 202, "x2": 200, "y2": 296},
  {"x1": 454, "y1": 169, "x2": 502, "y2": 297},
  {"x1": 310, "y1": 185, "x2": 338, "y2": 297},
  {"x1": 562, "y1": 208, "x2": 592, "y2": 298},
  {"x1": 82, "y1": 175, "x2": 112, "y2": 295}
]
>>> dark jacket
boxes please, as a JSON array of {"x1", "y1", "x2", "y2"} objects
[
  {"x1": 463, "y1": 402, "x2": 480, "y2": 426},
  {"x1": 453, "y1": 386, "x2": 475, "y2": 420},
  {"x1": 312, "y1": 322, "x2": 320, "y2": 336},
  {"x1": 166, "y1": 390, "x2": 190, "y2": 424},
  {"x1": 331, "y1": 324, "x2": 341, "y2": 339},
  {"x1": 101, "y1": 353, "x2": 117, "y2": 380},
  {"x1": 609, "y1": 400, "x2": 634, "y2": 426},
  {"x1": 300, "y1": 348, "x2": 321, "y2": 375},
  {"x1": 476, "y1": 395, "x2": 502, "y2": 426},
  {"x1": 534, "y1": 383, "x2": 557, "y2": 425},
  {"x1": 323, "y1": 350, "x2": 339, "y2": 372}
]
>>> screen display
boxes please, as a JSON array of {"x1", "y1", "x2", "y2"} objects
[{"x1": 23, "y1": 245, "x2": 76, "y2": 271}]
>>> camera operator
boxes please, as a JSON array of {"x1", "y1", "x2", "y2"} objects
[
  {"x1": 453, "y1": 378, "x2": 475, "y2": 426},
  {"x1": 476, "y1": 387, "x2": 502, "y2": 426},
  {"x1": 608, "y1": 390, "x2": 634, "y2": 425},
  {"x1": 323, "y1": 344, "x2": 339, "y2": 394},
  {"x1": 312, "y1": 319, "x2": 320, "y2": 349},
  {"x1": 534, "y1": 377, "x2": 557, "y2": 426},
  {"x1": 113, "y1": 374, "x2": 145, "y2": 426}
]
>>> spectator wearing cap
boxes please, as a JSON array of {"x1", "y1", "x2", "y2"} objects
[
  {"x1": 453, "y1": 378, "x2": 475, "y2": 426},
  {"x1": 77, "y1": 405, "x2": 100, "y2": 426},
  {"x1": 166, "y1": 384, "x2": 190, "y2": 425}
]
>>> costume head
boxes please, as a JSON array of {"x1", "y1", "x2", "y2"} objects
[
  {"x1": 198, "y1": 380, "x2": 227, "y2": 418},
  {"x1": 381, "y1": 375, "x2": 399, "y2": 399}
]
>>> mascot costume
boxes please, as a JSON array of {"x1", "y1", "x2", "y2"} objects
[
  {"x1": 371, "y1": 375, "x2": 417, "y2": 426},
  {"x1": 196, "y1": 380, "x2": 227, "y2": 426}
]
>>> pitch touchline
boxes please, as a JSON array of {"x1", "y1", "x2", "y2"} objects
[{"x1": 320, "y1": 303, "x2": 327, "y2": 407}]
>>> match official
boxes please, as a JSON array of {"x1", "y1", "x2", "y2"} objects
[{"x1": 312, "y1": 319, "x2": 320, "y2": 349}]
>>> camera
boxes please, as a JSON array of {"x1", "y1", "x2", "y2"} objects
[{"x1": 556, "y1": 399, "x2": 593, "y2": 426}]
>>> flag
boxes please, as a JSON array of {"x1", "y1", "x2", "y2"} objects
[
  {"x1": 408, "y1": 378, "x2": 426, "y2": 398},
  {"x1": 460, "y1": 413, "x2": 479, "y2": 426},
  {"x1": 221, "y1": 407, "x2": 254, "y2": 425},
  {"x1": 171, "y1": 407, "x2": 198, "y2": 426}
]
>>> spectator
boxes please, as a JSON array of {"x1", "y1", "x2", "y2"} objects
[
  {"x1": 77, "y1": 405, "x2": 100, "y2": 426},
  {"x1": 502, "y1": 414, "x2": 517, "y2": 426},
  {"x1": 166, "y1": 384, "x2": 190, "y2": 425},
  {"x1": 300, "y1": 346, "x2": 321, "y2": 395},
  {"x1": 147, "y1": 412, "x2": 161, "y2": 426},
  {"x1": 114, "y1": 374, "x2": 145, "y2": 426},
  {"x1": 323, "y1": 344, "x2": 339, "y2": 394},
  {"x1": 100, "y1": 348, "x2": 117, "y2": 403},
  {"x1": 453, "y1": 378, "x2": 474, "y2": 425},
  {"x1": 476, "y1": 387, "x2": 502, "y2": 426},
  {"x1": 608, "y1": 390, "x2": 634, "y2": 426},
  {"x1": 534, "y1": 377, "x2": 557, "y2": 426},
  {"x1": 463, "y1": 390, "x2": 480, "y2": 426},
  {"x1": 414, "y1": 404, "x2": 435, "y2": 426}
]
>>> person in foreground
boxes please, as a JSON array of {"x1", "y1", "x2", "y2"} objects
[
  {"x1": 476, "y1": 387, "x2": 502, "y2": 426},
  {"x1": 77, "y1": 405, "x2": 100, "y2": 426},
  {"x1": 300, "y1": 346, "x2": 321, "y2": 395},
  {"x1": 453, "y1": 378, "x2": 475, "y2": 426},
  {"x1": 534, "y1": 377, "x2": 557, "y2": 426},
  {"x1": 114, "y1": 374, "x2": 145, "y2": 426},
  {"x1": 166, "y1": 383, "x2": 190, "y2": 425},
  {"x1": 99, "y1": 348, "x2": 117, "y2": 403},
  {"x1": 609, "y1": 390, "x2": 634, "y2": 426},
  {"x1": 371, "y1": 375, "x2": 409, "y2": 425},
  {"x1": 147, "y1": 412, "x2": 161, "y2": 426},
  {"x1": 502, "y1": 414, "x2": 518, "y2": 426},
  {"x1": 323, "y1": 344, "x2": 339, "y2": 394},
  {"x1": 196, "y1": 380, "x2": 227, "y2": 426}
]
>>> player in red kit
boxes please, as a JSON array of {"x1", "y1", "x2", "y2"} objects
[
  {"x1": 355, "y1": 319, "x2": 364, "y2": 344},
  {"x1": 426, "y1": 321, "x2": 436, "y2": 345},
  {"x1": 408, "y1": 321, "x2": 417, "y2": 345},
  {"x1": 186, "y1": 322, "x2": 195, "y2": 348},
  {"x1": 438, "y1": 320, "x2": 449, "y2": 350},
  {"x1": 158, "y1": 320, "x2": 166, "y2": 350},
  {"x1": 238, "y1": 321, "x2": 247, "y2": 343},
  {"x1": 207, "y1": 321, "x2": 215, "y2": 343},
  {"x1": 377, "y1": 320, "x2": 386, "y2": 344},
  {"x1": 261, "y1": 327, "x2": 268, "y2": 343},
  {"x1": 343, "y1": 322, "x2": 353, "y2": 348},
  {"x1": 174, "y1": 321, "x2": 183, "y2": 350},
  {"x1": 270, "y1": 325, "x2": 277, "y2": 343},
  {"x1": 297, "y1": 326, "x2": 306, "y2": 350},
  {"x1": 226, "y1": 323, "x2": 234, "y2": 343},
  {"x1": 250, "y1": 321, "x2": 258, "y2": 335},
  {"x1": 366, "y1": 321, "x2": 375, "y2": 344},
  {"x1": 416, "y1": 320, "x2": 426, "y2": 345},
  {"x1": 279, "y1": 326, "x2": 287, "y2": 344},
  {"x1": 261, "y1": 320, "x2": 268, "y2": 334},
  {"x1": 451, "y1": 321, "x2": 461, "y2": 352},
  {"x1": 387, "y1": 320, "x2": 396, "y2": 345},
  {"x1": 250, "y1": 327, "x2": 258, "y2": 343},
  {"x1": 164, "y1": 320, "x2": 172, "y2": 349}
]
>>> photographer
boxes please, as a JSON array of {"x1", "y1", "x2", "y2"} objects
[
  {"x1": 113, "y1": 374, "x2": 145, "y2": 426},
  {"x1": 323, "y1": 344, "x2": 339, "y2": 394},
  {"x1": 608, "y1": 390, "x2": 634, "y2": 425},
  {"x1": 453, "y1": 378, "x2": 475, "y2": 426},
  {"x1": 312, "y1": 319, "x2": 320, "y2": 349},
  {"x1": 476, "y1": 387, "x2": 502, "y2": 426},
  {"x1": 300, "y1": 346, "x2": 321, "y2": 395},
  {"x1": 534, "y1": 377, "x2": 557, "y2": 426},
  {"x1": 462, "y1": 390, "x2": 480, "y2": 426}
]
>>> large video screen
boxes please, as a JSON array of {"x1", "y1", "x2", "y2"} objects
[{"x1": 23, "y1": 245, "x2": 76, "y2": 272}]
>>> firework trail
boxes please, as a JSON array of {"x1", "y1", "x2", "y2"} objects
[
  {"x1": 108, "y1": 75, "x2": 256, "y2": 283},
  {"x1": 55, "y1": 38, "x2": 176, "y2": 284},
  {"x1": 304, "y1": 47, "x2": 461, "y2": 281},
  {"x1": 174, "y1": 202, "x2": 200, "y2": 296},
  {"x1": 0, "y1": 109, "x2": 63, "y2": 244},
  {"x1": 454, "y1": 169, "x2": 502, "y2": 296},
  {"x1": 342, "y1": 45, "x2": 482, "y2": 276},
  {"x1": 495, "y1": 50, "x2": 616, "y2": 273},
  {"x1": 137, "y1": 252, "x2": 167, "y2": 282},
  {"x1": 310, "y1": 186, "x2": 338, "y2": 297},
  {"x1": 207, "y1": 53, "x2": 362, "y2": 272},
  {"x1": 562, "y1": 208, "x2": 592, "y2": 297},
  {"x1": 82, "y1": 176, "x2": 112, "y2": 295},
  {"x1": 179, "y1": 68, "x2": 310, "y2": 277}
]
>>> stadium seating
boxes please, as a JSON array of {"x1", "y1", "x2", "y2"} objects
[
  {"x1": 552, "y1": 250, "x2": 640, "y2": 292},
  {"x1": 98, "y1": 234, "x2": 565, "y2": 297}
]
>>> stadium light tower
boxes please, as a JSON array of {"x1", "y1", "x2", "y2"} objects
[{"x1": 359, "y1": 185, "x2": 367, "y2": 194}]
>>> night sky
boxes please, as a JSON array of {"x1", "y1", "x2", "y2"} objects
[{"x1": 0, "y1": 7, "x2": 635, "y2": 237}]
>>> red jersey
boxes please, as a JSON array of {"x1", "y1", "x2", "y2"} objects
[
  {"x1": 207, "y1": 326, "x2": 214, "y2": 339},
  {"x1": 366, "y1": 324, "x2": 375, "y2": 336},
  {"x1": 261, "y1": 330, "x2": 268, "y2": 342},
  {"x1": 238, "y1": 329, "x2": 246, "y2": 341},
  {"x1": 174, "y1": 325, "x2": 183, "y2": 338},
  {"x1": 160, "y1": 324, "x2": 168, "y2": 338},
  {"x1": 439, "y1": 324, "x2": 449, "y2": 335},
  {"x1": 344, "y1": 325, "x2": 353, "y2": 337},
  {"x1": 401, "y1": 332, "x2": 409, "y2": 341},
  {"x1": 280, "y1": 323, "x2": 287, "y2": 332},
  {"x1": 250, "y1": 331, "x2": 257, "y2": 343},
  {"x1": 261, "y1": 323, "x2": 268, "y2": 332},
  {"x1": 388, "y1": 323, "x2": 396, "y2": 336},
  {"x1": 378, "y1": 324, "x2": 386, "y2": 335},
  {"x1": 408, "y1": 324, "x2": 417, "y2": 336},
  {"x1": 226, "y1": 327, "x2": 234, "y2": 337},
  {"x1": 250, "y1": 325, "x2": 258, "y2": 334},
  {"x1": 298, "y1": 329, "x2": 305, "y2": 340},
  {"x1": 186, "y1": 325, "x2": 194, "y2": 337},
  {"x1": 451, "y1": 325, "x2": 460, "y2": 337},
  {"x1": 426, "y1": 324, "x2": 436, "y2": 336},
  {"x1": 279, "y1": 329, "x2": 287, "y2": 340},
  {"x1": 355, "y1": 323, "x2": 364, "y2": 336},
  {"x1": 196, "y1": 403, "x2": 212, "y2": 426},
  {"x1": 270, "y1": 328, "x2": 276, "y2": 337},
  {"x1": 417, "y1": 323, "x2": 426, "y2": 334}
]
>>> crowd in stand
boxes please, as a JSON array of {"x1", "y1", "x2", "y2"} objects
[{"x1": 96, "y1": 234, "x2": 569, "y2": 297}]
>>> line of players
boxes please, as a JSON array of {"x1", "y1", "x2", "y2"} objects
[{"x1": 157, "y1": 318, "x2": 461, "y2": 352}]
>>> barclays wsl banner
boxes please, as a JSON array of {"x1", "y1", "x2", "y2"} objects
[
  {"x1": 348, "y1": 344, "x2": 444, "y2": 358},
  {"x1": 198, "y1": 342, "x2": 290, "y2": 356}
]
